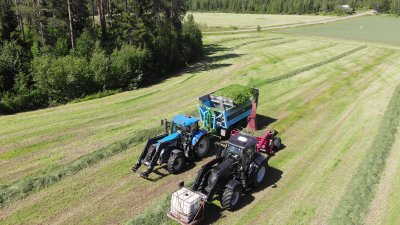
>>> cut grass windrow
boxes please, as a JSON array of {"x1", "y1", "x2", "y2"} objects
[
  {"x1": 230, "y1": 38, "x2": 284, "y2": 50},
  {"x1": 249, "y1": 46, "x2": 367, "y2": 87},
  {"x1": 328, "y1": 83, "x2": 400, "y2": 225},
  {"x1": 0, "y1": 126, "x2": 163, "y2": 208},
  {"x1": 272, "y1": 49, "x2": 392, "y2": 134}
]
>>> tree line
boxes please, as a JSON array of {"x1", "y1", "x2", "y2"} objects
[
  {"x1": 186, "y1": 0, "x2": 400, "y2": 15},
  {"x1": 0, "y1": 0, "x2": 203, "y2": 114}
]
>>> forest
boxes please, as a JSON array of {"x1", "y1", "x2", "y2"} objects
[
  {"x1": 1, "y1": 0, "x2": 400, "y2": 114},
  {"x1": 186, "y1": 0, "x2": 400, "y2": 15},
  {"x1": 0, "y1": 0, "x2": 202, "y2": 114}
]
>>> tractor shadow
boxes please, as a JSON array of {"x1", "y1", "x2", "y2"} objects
[
  {"x1": 256, "y1": 114, "x2": 277, "y2": 130},
  {"x1": 201, "y1": 166, "x2": 283, "y2": 225},
  {"x1": 146, "y1": 162, "x2": 198, "y2": 182}
]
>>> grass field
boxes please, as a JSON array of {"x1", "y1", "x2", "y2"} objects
[
  {"x1": 282, "y1": 15, "x2": 400, "y2": 45},
  {"x1": 1, "y1": 14, "x2": 400, "y2": 225},
  {"x1": 191, "y1": 12, "x2": 337, "y2": 31}
]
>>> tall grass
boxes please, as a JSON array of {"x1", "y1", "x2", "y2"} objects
[
  {"x1": 329, "y1": 83, "x2": 400, "y2": 225},
  {"x1": 249, "y1": 46, "x2": 367, "y2": 87},
  {"x1": 0, "y1": 126, "x2": 163, "y2": 208}
]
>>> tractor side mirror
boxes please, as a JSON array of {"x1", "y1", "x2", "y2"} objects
[{"x1": 161, "y1": 119, "x2": 165, "y2": 126}]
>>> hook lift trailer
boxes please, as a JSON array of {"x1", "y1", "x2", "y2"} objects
[{"x1": 167, "y1": 131, "x2": 282, "y2": 224}]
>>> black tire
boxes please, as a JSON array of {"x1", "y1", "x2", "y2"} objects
[
  {"x1": 167, "y1": 152, "x2": 186, "y2": 174},
  {"x1": 221, "y1": 185, "x2": 242, "y2": 211},
  {"x1": 273, "y1": 137, "x2": 281, "y2": 151},
  {"x1": 253, "y1": 164, "x2": 267, "y2": 188},
  {"x1": 195, "y1": 136, "x2": 210, "y2": 158}
]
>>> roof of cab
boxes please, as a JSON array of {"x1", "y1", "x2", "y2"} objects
[
  {"x1": 228, "y1": 132, "x2": 258, "y2": 149},
  {"x1": 173, "y1": 114, "x2": 199, "y2": 126}
]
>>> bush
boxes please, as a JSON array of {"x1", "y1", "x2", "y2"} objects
[
  {"x1": 54, "y1": 38, "x2": 69, "y2": 56},
  {"x1": 182, "y1": 14, "x2": 203, "y2": 63},
  {"x1": 74, "y1": 28, "x2": 98, "y2": 59},
  {"x1": 0, "y1": 89, "x2": 47, "y2": 114},
  {"x1": 33, "y1": 55, "x2": 94, "y2": 103},
  {"x1": 111, "y1": 45, "x2": 148, "y2": 90},
  {"x1": 0, "y1": 41, "x2": 26, "y2": 92},
  {"x1": 90, "y1": 43, "x2": 112, "y2": 90}
]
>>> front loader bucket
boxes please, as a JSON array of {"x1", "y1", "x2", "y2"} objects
[{"x1": 132, "y1": 134, "x2": 168, "y2": 177}]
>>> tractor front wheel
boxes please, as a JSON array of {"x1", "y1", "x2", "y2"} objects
[
  {"x1": 222, "y1": 185, "x2": 242, "y2": 211},
  {"x1": 195, "y1": 136, "x2": 210, "y2": 158},
  {"x1": 253, "y1": 164, "x2": 267, "y2": 188},
  {"x1": 167, "y1": 152, "x2": 186, "y2": 174}
]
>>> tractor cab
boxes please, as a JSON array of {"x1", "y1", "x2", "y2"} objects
[
  {"x1": 170, "y1": 114, "x2": 200, "y2": 135},
  {"x1": 224, "y1": 133, "x2": 259, "y2": 166}
]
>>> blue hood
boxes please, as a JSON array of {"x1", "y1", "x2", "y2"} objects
[{"x1": 159, "y1": 132, "x2": 181, "y2": 143}]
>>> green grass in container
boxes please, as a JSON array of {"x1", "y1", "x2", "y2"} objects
[{"x1": 213, "y1": 84, "x2": 253, "y2": 105}]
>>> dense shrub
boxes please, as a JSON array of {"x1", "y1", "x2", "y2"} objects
[
  {"x1": 33, "y1": 55, "x2": 94, "y2": 103},
  {"x1": 0, "y1": 41, "x2": 26, "y2": 92},
  {"x1": 74, "y1": 28, "x2": 98, "y2": 59},
  {"x1": 0, "y1": 89, "x2": 47, "y2": 114},
  {"x1": 90, "y1": 43, "x2": 112, "y2": 90},
  {"x1": 110, "y1": 45, "x2": 148, "y2": 90},
  {"x1": 182, "y1": 14, "x2": 203, "y2": 63}
]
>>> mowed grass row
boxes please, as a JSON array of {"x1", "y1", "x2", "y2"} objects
[
  {"x1": 0, "y1": 34, "x2": 355, "y2": 186},
  {"x1": 329, "y1": 82, "x2": 400, "y2": 224},
  {"x1": 0, "y1": 34, "x2": 376, "y2": 224},
  {"x1": 216, "y1": 50, "x2": 400, "y2": 225}
]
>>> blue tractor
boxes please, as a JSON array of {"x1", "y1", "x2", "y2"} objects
[{"x1": 132, "y1": 114, "x2": 210, "y2": 178}]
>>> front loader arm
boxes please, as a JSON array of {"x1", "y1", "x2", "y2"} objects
[{"x1": 132, "y1": 134, "x2": 168, "y2": 171}]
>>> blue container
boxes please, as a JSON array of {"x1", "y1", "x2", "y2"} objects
[{"x1": 198, "y1": 88, "x2": 258, "y2": 137}]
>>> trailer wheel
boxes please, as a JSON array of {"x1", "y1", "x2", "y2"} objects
[
  {"x1": 195, "y1": 136, "x2": 210, "y2": 158},
  {"x1": 222, "y1": 185, "x2": 242, "y2": 211},
  {"x1": 253, "y1": 164, "x2": 267, "y2": 188},
  {"x1": 273, "y1": 137, "x2": 281, "y2": 150},
  {"x1": 167, "y1": 152, "x2": 186, "y2": 174}
]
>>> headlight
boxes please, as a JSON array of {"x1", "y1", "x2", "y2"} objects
[{"x1": 220, "y1": 129, "x2": 226, "y2": 136}]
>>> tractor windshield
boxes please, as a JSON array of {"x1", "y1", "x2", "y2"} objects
[
  {"x1": 171, "y1": 122, "x2": 190, "y2": 134},
  {"x1": 224, "y1": 144, "x2": 242, "y2": 160}
]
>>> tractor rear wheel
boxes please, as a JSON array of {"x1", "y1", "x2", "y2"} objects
[
  {"x1": 222, "y1": 185, "x2": 242, "y2": 211},
  {"x1": 167, "y1": 152, "x2": 186, "y2": 174},
  {"x1": 195, "y1": 136, "x2": 210, "y2": 158},
  {"x1": 253, "y1": 164, "x2": 267, "y2": 188},
  {"x1": 273, "y1": 137, "x2": 281, "y2": 151}
]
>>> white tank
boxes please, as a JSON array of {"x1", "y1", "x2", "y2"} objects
[{"x1": 170, "y1": 188, "x2": 201, "y2": 223}]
